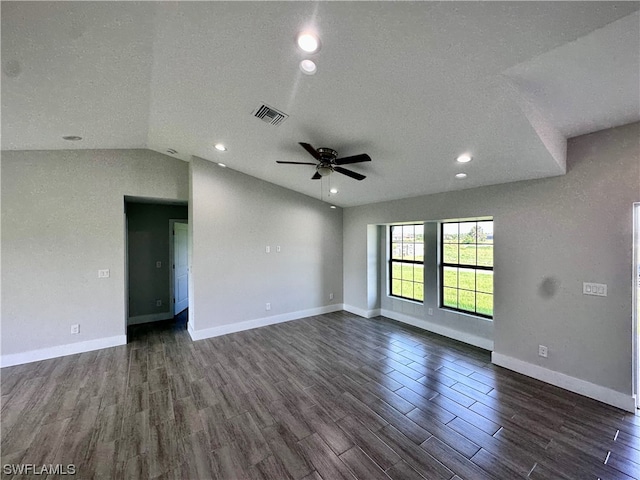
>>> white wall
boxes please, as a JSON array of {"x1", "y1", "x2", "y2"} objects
[
  {"x1": 189, "y1": 156, "x2": 343, "y2": 339},
  {"x1": 1, "y1": 149, "x2": 188, "y2": 364},
  {"x1": 344, "y1": 123, "x2": 639, "y2": 409}
]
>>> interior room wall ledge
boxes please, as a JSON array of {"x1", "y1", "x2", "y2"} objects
[
  {"x1": 381, "y1": 309, "x2": 494, "y2": 351},
  {"x1": 188, "y1": 304, "x2": 344, "y2": 341},
  {"x1": 0, "y1": 335, "x2": 127, "y2": 368},
  {"x1": 343, "y1": 304, "x2": 381, "y2": 319},
  {"x1": 492, "y1": 352, "x2": 636, "y2": 413}
]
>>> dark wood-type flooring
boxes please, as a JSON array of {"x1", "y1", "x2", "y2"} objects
[{"x1": 1, "y1": 311, "x2": 639, "y2": 479}]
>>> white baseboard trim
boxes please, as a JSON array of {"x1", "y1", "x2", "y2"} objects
[
  {"x1": 1, "y1": 335, "x2": 127, "y2": 368},
  {"x1": 188, "y1": 304, "x2": 345, "y2": 341},
  {"x1": 127, "y1": 312, "x2": 174, "y2": 326},
  {"x1": 380, "y1": 309, "x2": 494, "y2": 351},
  {"x1": 343, "y1": 304, "x2": 381, "y2": 319},
  {"x1": 492, "y1": 352, "x2": 636, "y2": 413}
]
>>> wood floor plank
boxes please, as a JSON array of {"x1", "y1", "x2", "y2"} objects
[
  {"x1": 297, "y1": 433, "x2": 356, "y2": 480},
  {"x1": 339, "y1": 445, "x2": 392, "y2": 480}
]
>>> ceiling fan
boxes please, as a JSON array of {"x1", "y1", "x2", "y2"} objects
[{"x1": 277, "y1": 142, "x2": 371, "y2": 180}]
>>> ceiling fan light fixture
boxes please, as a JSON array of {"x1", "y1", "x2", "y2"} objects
[
  {"x1": 300, "y1": 59, "x2": 317, "y2": 75},
  {"x1": 297, "y1": 32, "x2": 320, "y2": 53},
  {"x1": 317, "y1": 165, "x2": 333, "y2": 176}
]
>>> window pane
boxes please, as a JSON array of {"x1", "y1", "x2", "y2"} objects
[
  {"x1": 459, "y1": 222, "x2": 476, "y2": 244},
  {"x1": 403, "y1": 225, "x2": 415, "y2": 242},
  {"x1": 414, "y1": 265, "x2": 424, "y2": 283},
  {"x1": 392, "y1": 279, "x2": 402, "y2": 297},
  {"x1": 477, "y1": 221, "x2": 493, "y2": 244},
  {"x1": 459, "y1": 289, "x2": 476, "y2": 312},
  {"x1": 391, "y1": 226, "x2": 402, "y2": 242},
  {"x1": 403, "y1": 242, "x2": 414, "y2": 261},
  {"x1": 415, "y1": 224, "x2": 424, "y2": 242},
  {"x1": 443, "y1": 267, "x2": 458, "y2": 288},
  {"x1": 459, "y1": 244, "x2": 477, "y2": 265},
  {"x1": 476, "y1": 293, "x2": 493, "y2": 316},
  {"x1": 477, "y1": 270, "x2": 493, "y2": 294},
  {"x1": 402, "y1": 263, "x2": 414, "y2": 281},
  {"x1": 414, "y1": 283, "x2": 424, "y2": 301},
  {"x1": 401, "y1": 281, "x2": 413, "y2": 299},
  {"x1": 391, "y1": 262, "x2": 402, "y2": 280},
  {"x1": 392, "y1": 243, "x2": 403, "y2": 260},
  {"x1": 443, "y1": 287, "x2": 457, "y2": 308},
  {"x1": 415, "y1": 243, "x2": 424, "y2": 261},
  {"x1": 477, "y1": 244, "x2": 493, "y2": 267},
  {"x1": 444, "y1": 243, "x2": 458, "y2": 263},
  {"x1": 458, "y1": 268, "x2": 475, "y2": 291},
  {"x1": 443, "y1": 223, "x2": 458, "y2": 243}
]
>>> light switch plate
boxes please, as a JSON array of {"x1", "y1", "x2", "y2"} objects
[
  {"x1": 583, "y1": 282, "x2": 607, "y2": 296},
  {"x1": 98, "y1": 269, "x2": 110, "y2": 278}
]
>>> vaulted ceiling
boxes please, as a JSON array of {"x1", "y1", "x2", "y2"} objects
[{"x1": 2, "y1": 2, "x2": 638, "y2": 206}]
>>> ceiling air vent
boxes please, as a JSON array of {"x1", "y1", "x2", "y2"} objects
[{"x1": 253, "y1": 103, "x2": 288, "y2": 126}]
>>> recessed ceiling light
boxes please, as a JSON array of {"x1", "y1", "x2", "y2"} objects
[
  {"x1": 217, "y1": 163, "x2": 227, "y2": 168},
  {"x1": 297, "y1": 32, "x2": 320, "y2": 53},
  {"x1": 330, "y1": 205, "x2": 337, "y2": 209},
  {"x1": 300, "y1": 59, "x2": 317, "y2": 75},
  {"x1": 456, "y1": 153, "x2": 472, "y2": 163},
  {"x1": 62, "y1": 135, "x2": 82, "y2": 141},
  {"x1": 215, "y1": 143, "x2": 227, "y2": 151},
  {"x1": 455, "y1": 173, "x2": 467, "y2": 179},
  {"x1": 329, "y1": 188, "x2": 338, "y2": 194}
]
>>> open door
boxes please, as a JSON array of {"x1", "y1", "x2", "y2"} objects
[{"x1": 171, "y1": 221, "x2": 189, "y2": 315}]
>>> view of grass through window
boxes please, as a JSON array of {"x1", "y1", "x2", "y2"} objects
[
  {"x1": 441, "y1": 220, "x2": 493, "y2": 318},
  {"x1": 390, "y1": 224, "x2": 424, "y2": 302}
]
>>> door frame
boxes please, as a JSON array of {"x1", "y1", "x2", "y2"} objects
[
  {"x1": 633, "y1": 203, "x2": 639, "y2": 409},
  {"x1": 169, "y1": 219, "x2": 189, "y2": 317}
]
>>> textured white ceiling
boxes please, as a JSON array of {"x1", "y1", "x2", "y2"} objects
[{"x1": 2, "y1": 2, "x2": 639, "y2": 207}]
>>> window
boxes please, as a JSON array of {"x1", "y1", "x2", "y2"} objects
[
  {"x1": 441, "y1": 220, "x2": 493, "y2": 318},
  {"x1": 390, "y1": 224, "x2": 424, "y2": 302}
]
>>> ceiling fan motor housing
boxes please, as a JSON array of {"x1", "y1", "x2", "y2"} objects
[{"x1": 317, "y1": 148, "x2": 338, "y2": 162}]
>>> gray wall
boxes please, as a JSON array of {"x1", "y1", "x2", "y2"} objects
[
  {"x1": 344, "y1": 122, "x2": 639, "y2": 395},
  {"x1": 189, "y1": 156, "x2": 343, "y2": 333},
  {"x1": 126, "y1": 202, "x2": 188, "y2": 320},
  {"x1": 1, "y1": 149, "x2": 189, "y2": 355}
]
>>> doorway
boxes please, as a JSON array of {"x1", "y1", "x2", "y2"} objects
[{"x1": 125, "y1": 199, "x2": 188, "y2": 328}]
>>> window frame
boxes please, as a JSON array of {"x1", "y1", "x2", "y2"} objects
[
  {"x1": 388, "y1": 224, "x2": 424, "y2": 303},
  {"x1": 440, "y1": 220, "x2": 494, "y2": 319}
]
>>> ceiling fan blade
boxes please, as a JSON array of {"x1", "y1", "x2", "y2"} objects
[
  {"x1": 311, "y1": 172, "x2": 322, "y2": 180},
  {"x1": 335, "y1": 153, "x2": 371, "y2": 165},
  {"x1": 299, "y1": 142, "x2": 321, "y2": 160},
  {"x1": 276, "y1": 161, "x2": 317, "y2": 165},
  {"x1": 335, "y1": 166, "x2": 366, "y2": 181}
]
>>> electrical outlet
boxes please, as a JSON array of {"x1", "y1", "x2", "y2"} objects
[
  {"x1": 265, "y1": 246, "x2": 271, "y2": 254},
  {"x1": 156, "y1": 299, "x2": 162, "y2": 307},
  {"x1": 71, "y1": 324, "x2": 80, "y2": 334},
  {"x1": 98, "y1": 269, "x2": 110, "y2": 278},
  {"x1": 428, "y1": 308, "x2": 433, "y2": 316},
  {"x1": 329, "y1": 293, "x2": 334, "y2": 300},
  {"x1": 538, "y1": 345, "x2": 548, "y2": 358},
  {"x1": 266, "y1": 303, "x2": 271, "y2": 311},
  {"x1": 276, "y1": 246, "x2": 281, "y2": 253},
  {"x1": 156, "y1": 261, "x2": 162, "y2": 268}
]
